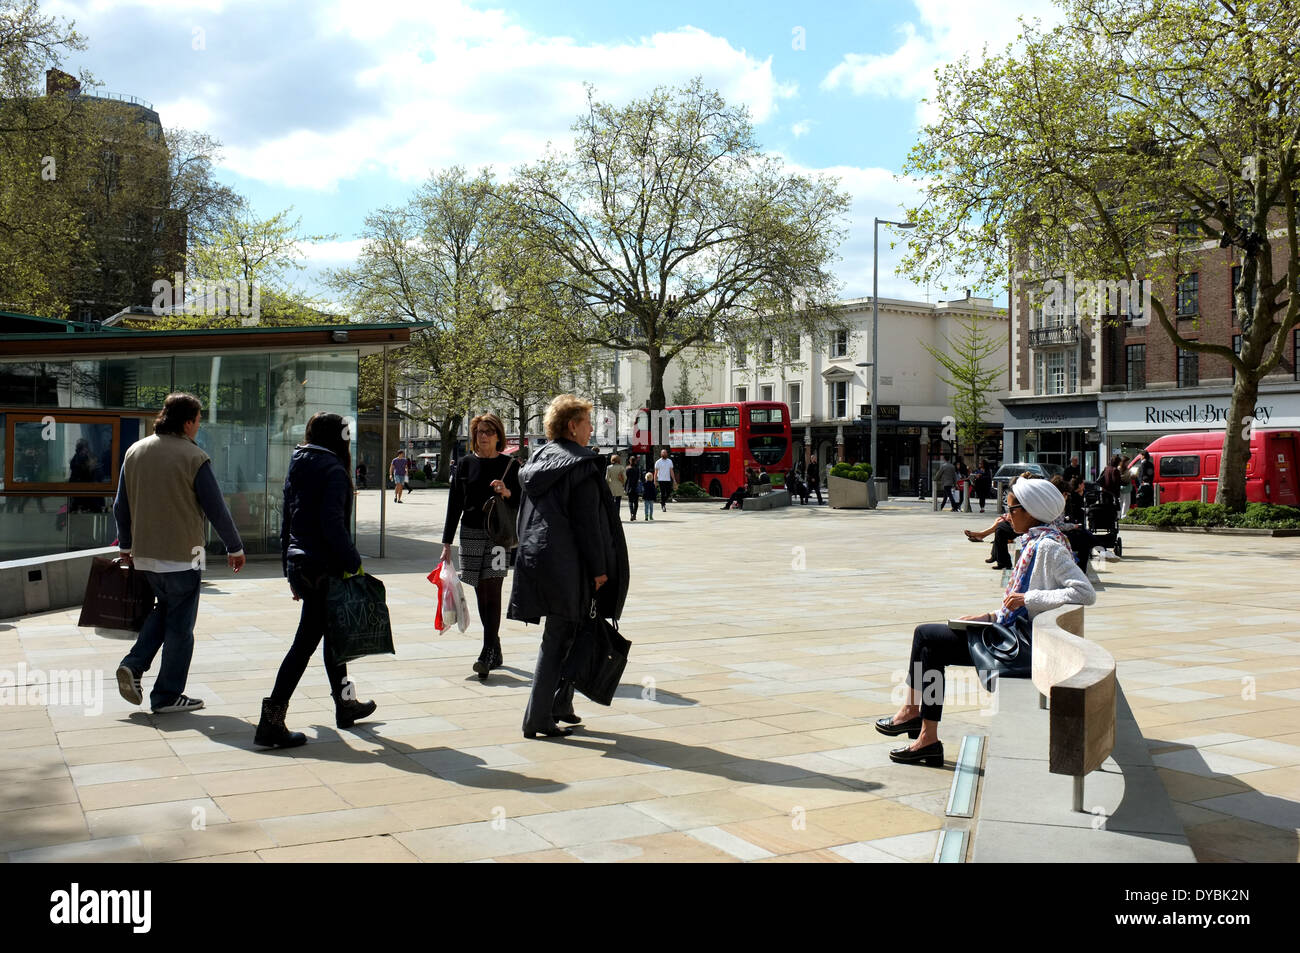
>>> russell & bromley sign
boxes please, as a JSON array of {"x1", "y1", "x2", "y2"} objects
[{"x1": 1104, "y1": 392, "x2": 1300, "y2": 431}]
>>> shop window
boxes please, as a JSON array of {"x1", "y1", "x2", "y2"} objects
[{"x1": 6, "y1": 414, "x2": 117, "y2": 492}]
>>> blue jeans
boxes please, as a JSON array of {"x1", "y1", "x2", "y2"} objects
[
  {"x1": 643, "y1": 496, "x2": 655, "y2": 519},
  {"x1": 121, "y1": 569, "x2": 202, "y2": 708}
]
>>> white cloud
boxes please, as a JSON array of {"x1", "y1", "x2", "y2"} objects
[
  {"x1": 820, "y1": 0, "x2": 1064, "y2": 123},
  {"x1": 791, "y1": 119, "x2": 814, "y2": 138}
]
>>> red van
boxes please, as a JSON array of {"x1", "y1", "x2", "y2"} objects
[{"x1": 1144, "y1": 430, "x2": 1300, "y2": 505}]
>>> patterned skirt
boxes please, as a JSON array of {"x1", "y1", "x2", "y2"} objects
[{"x1": 457, "y1": 525, "x2": 509, "y2": 588}]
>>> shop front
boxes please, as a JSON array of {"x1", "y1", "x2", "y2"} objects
[
  {"x1": 1100, "y1": 386, "x2": 1300, "y2": 464},
  {"x1": 1002, "y1": 398, "x2": 1102, "y2": 479}
]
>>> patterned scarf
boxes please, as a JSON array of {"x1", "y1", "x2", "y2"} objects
[{"x1": 996, "y1": 523, "x2": 1071, "y2": 625}]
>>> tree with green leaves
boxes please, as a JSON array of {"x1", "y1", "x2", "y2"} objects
[
  {"x1": 330, "y1": 168, "x2": 500, "y2": 479},
  {"x1": 901, "y1": 0, "x2": 1300, "y2": 511},
  {"x1": 505, "y1": 77, "x2": 850, "y2": 422},
  {"x1": 923, "y1": 317, "x2": 1004, "y2": 456}
]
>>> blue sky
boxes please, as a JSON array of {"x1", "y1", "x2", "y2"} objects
[{"x1": 46, "y1": 0, "x2": 1063, "y2": 306}]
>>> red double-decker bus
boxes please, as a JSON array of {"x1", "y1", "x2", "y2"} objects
[{"x1": 629, "y1": 401, "x2": 793, "y2": 499}]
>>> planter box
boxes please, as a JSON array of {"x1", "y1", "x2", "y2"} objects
[
  {"x1": 828, "y1": 475, "x2": 875, "y2": 509},
  {"x1": 1119, "y1": 523, "x2": 1300, "y2": 538}
]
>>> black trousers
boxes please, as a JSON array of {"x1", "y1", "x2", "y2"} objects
[
  {"x1": 658, "y1": 481, "x2": 673, "y2": 506},
  {"x1": 523, "y1": 615, "x2": 578, "y2": 732},
  {"x1": 627, "y1": 492, "x2": 639, "y2": 518},
  {"x1": 271, "y1": 568, "x2": 348, "y2": 705},
  {"x1": 990, "y1": 521, "x2": 1016, "y2": 569},
  {"x1": 906, "y1": 622, "x2": 976, "y2": 722}
]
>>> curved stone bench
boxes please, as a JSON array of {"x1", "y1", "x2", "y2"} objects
[{"x1": 1030, "y1": 604, "x2": 1117, "y2": 811}]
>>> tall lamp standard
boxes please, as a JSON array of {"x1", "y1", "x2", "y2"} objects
[{"x1": 870, "y1": 217, "x2": 916, "y2": 480}]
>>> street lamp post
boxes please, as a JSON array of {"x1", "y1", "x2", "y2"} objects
[{"x1": 871, "y1": 217, "x2": 916, "y2": 481}]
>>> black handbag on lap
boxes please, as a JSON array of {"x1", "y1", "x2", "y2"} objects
[
  {"x1": 966, "y1": 616, "x2": 1033, "y2": 691},
  {"x1": 561, "y1": 600, "x2": 631, "y2": 706}
]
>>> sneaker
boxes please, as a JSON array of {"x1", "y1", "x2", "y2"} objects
[
  {"x1": 152, "y1": 694, "x2": 204, "y2": 714},
  {"x1": 116, "y1": 664, "x2": 142, "y2": 706}
]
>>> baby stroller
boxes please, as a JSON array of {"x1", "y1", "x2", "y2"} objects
[{"x1": 1085, "y1": 493, "x2": 1123, "y2": 558}]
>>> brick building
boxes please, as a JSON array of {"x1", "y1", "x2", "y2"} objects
[{"x1": 1004, "y1": 235, "x2": 1299, "y2": 479}]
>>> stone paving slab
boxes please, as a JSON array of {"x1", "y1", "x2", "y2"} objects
[{"x1": 1, "y1": 489, "x2": 1298, "y2": 861}]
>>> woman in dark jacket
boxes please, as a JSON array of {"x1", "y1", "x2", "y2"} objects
[
  {"x1": 509, "y1": 395, "x2": 629, "y2": 739},
  {"x1": 256, "y1": 412, "x2": 376, "y2": 748},
  {"x1": 441, "y1": 412, "x2": 521, "y2": 680}
]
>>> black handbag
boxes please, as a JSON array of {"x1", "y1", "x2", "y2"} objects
[
  {"x1": 324, "y1": 572, "x2": 396, "y2": 668},
  {"x1": 966, "y1": 616, "x2": 1033, "y2": 691},
  {"x1": 561, "y1": 599, "x2": 631, "y2": 706},
  {"x1": 482, "y1": 457, "x2": 519, "y2": 550}
]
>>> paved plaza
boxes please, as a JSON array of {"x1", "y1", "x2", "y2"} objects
[{"x1": 1, "y1": 490, "x2": 1298, "y2": 863}]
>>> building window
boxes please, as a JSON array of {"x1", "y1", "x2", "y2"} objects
[
  {"x1": 759, "y1": 383, "x2": 773, "y2": 402},
  {"x1": 1047, "y1": 351, "x2": 1066, "y2": 395},
  {"x1": 1068, "y1": 349, "x2": 1078, "y2": 394},
  {"x1": 787, "y1": 382, "x2": 802, "y2": 419},
  {"x1": 735, "y1": 385, "x2": 748, "y2": 402},
  {"x1": 1177, "y1": 273, "x2": 1198, "y2": 317},
  {"x1": 829, "y1": 381, "x2": 847, "y2": 418},
  {"x1": 830, "y1": 329, "x2": 848, "y2": 358},
  {"x1": 1126, "y1": 344, "x2": 1145, "y2": 390},
  {"x1": 1034, "y1": 352, "x2": 1044, "y2": 396},
  {"x1": 734, "y1": 343, "x2": 747, "y2": 366},
  {"x1": 609, "y1": 360, "x2": 619, "y2": 386},
  {"x1": 1295, "y1": 329, "x2": 1300, "y2": 381},
  {"x1": 785, "y1": 334, "x2": 800, "y2": 361},
  {"x1": 762, "y1": 338, "x2": 775, "y2": 363},
  {"x1": 1233, "y1": 334, "x2": 1242, "y2": 382},
  {"x1": 1177, "y1": 347, "x2": 1199, "y2": 388}
]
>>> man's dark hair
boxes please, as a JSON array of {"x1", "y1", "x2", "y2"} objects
[
  {"x1": 154, "y1": 393, "x2": 202, "y2": 436},
  {"x1": 305, "y1": 412, "x2": 353, "y2": 481}
]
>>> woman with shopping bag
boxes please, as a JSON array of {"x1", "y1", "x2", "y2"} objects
[
  {"x1": 509, "y1": 395, "x2": 629, "y2": 738},
  {"x1": 441, "y1": 412, "x2": 521, "y2": 680},
  {"x1": 257, "y1": 412, "x2": 377, "y2": 748}
]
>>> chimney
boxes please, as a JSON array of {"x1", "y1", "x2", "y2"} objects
[{"x1": 46, "y1": 68, "x2": 81, "y2": 96}]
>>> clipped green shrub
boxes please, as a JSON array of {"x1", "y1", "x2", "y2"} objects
[
  {"x1": 1122, "y1": 500, "x2": 1300, "y2": 529},
  {"x1": 830, "y1": 462, "x2": 873, "y2": 483},
  {"x1": 674, "y1": 481, "x2": 709, "y2": 498}
]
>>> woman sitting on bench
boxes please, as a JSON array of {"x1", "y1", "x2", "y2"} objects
[{"x1": 876, "y1": 477, "x2": 1096, "y2": 766}]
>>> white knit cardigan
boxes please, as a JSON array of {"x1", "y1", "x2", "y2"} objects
[{"x1": 1020, "y1": 537, "x2": 1097, "y2": 617}]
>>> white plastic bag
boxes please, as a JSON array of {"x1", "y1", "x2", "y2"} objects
[{"x1": 439, "y1": 560, "x2": 470, "y2": 634}]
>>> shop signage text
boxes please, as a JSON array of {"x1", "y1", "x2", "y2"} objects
[{"x1": 1145, "y1": 403, "x2": 1272, "y2": 425}]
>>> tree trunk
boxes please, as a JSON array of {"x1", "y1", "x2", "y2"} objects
[
  {"x1": 647, "y1": 348, "x2": 667, "y2": 455},
  {"x1": 1218, "y1": 375, "x2": 1259, "y2": 512},
  {"x1": 517, "y1": 397, "x2": 529, "y2": 461},
  {"x1": 435, "y1": 414, "x2": 460, "y2": 481}
]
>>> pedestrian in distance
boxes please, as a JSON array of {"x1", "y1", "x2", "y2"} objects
[
  {"x1": 257, "y1": 412, "x2": 376, "y2": 748},
  {"x1": 1099, "y1": 454, "x2": 1124, "y2": 510},
  {"x1": 441, "y1": 413, "x2": 521, "y2": 680},
  {"x1": 1063, "y1": 455, "x2": 1082, "y2": 484},
  {"x1": 355, "y1": 462, "x2": 368, "y2": 489},
  {"x1": 877, "y1": 476, "x2": 1096, "y2": 766},
  {"x1": 390, "y1": 449, "x2": 409, "y2": 503},
  {"x1": 934, "y1": 455, "x2": 959, "y2": 511},
  {"x1": 973, "y1": 460, "x2": 993, "y2": 512},
  {"x1": 654, "y1": 448, "x2": 677, "y2": 512},
  {"x1": 642, "y1": 470, "x2": 656, "y2": 520},
  {"x1": 508, "y1": 395, "x2": 629, "y2": 739},
  {"x1": 606, "y1": 452, "x2": 626, "y2": 518},
  {"x1": 624, "y1": 454, "x2": 640, "y2": 521},
  {"x1": 807, "y1": 455, "x2": 824, "y2": 505},
  {"x1": 113, "y1": 392, "x2": 245, "y2": 714}
]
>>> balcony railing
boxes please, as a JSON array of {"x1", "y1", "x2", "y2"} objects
[{"x1": 1028, "y1": 320, "x2": 1080, "y2": 347}]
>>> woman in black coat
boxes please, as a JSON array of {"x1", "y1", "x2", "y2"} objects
[
  {"x1": 441, "y1": 412, "x2": 521, "y2": 680},
  {"x1": 509, "y1": 395, "x2": 629, "y2": 739},
  {"x1": 257, "y1": 412, "x2": 376, "y2": 748}
]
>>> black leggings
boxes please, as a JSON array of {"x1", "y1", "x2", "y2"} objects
[
  {"x1": 627, "y1": 493, "x2": 639, "y2": 518},
  {"x1": 906, "y1": 623, "x2": 976, "y2": 722},
  {"x1": 474, "y1": 575, "x2": 504, "y2": 650},
  {"x1": 271, "y1": 568, "x2": 347, "y2": 705}
]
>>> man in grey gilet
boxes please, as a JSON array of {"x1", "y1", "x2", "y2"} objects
[{"x1": 113, "y1": 393, "x2": 245, "y2": 713}]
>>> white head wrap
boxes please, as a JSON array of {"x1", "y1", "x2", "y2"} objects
[{"x1": 1011, "y1": 477, "x2": 1065, "y2": 523}]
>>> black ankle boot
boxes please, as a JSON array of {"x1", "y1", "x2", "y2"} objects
[
  {"x1": 473, "y1": 643, "x2": 503, "y2": 680},
  {"x1": 334, "y1": 681, "x2": 377, "y2": 729},
  {"x1": 254, "y1": 697, "x2": 307, "y2": 749}
]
